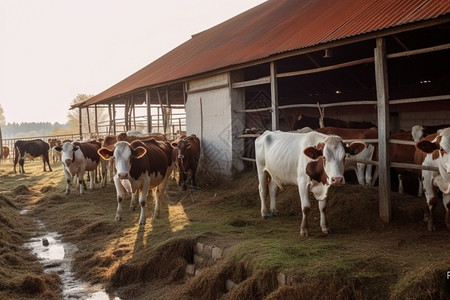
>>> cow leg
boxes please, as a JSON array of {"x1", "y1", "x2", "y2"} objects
[
  {"x1": 153, "y1": 171, "x2": 172, "y2": 218},
  {"x1": 417, "y1": 176, "x2": 424, "y2": 197},
  {"x1": 79, "y1": 172, "x2": 86, "y2": 195},
  {"x1": 139, "y1": 179, "x2": 151, "y2": 225},
  {"x1": 397, "y1": 174, "x2": 404, "y2": 194},
  {"x1": 191, "y1": 167, "x2": 198, "y2": 189},
  {"x1": 423, "y1": 170, "x2": 437, "y2": 231},
  {"x1": 129, "y1": 191, "x2": 138, "y2": 210},
  {"x1": 365, "y1": 164, "x2": 374, "y2": 186},
  {"x1": 114, "y1": 175, "x2": 124, "y2": 221},
  {"x1": 298, "y1": 182, "x2": 311, "y2": 236},
  {"x1": 88, "y1": 170, "x2": 95, "y2": 190},
  {"x1": 318, "y1": 200, "x2": 330, "y2": 234},
  {"x1": 63, "y1": 169, "x2": 72, "y2": 195},
  {"x1": 268, "y1": 178, "x2": 278, "y2": 216},
  {"x1": 258, "y1": 171, "x2": 269, "y2": 218},
  {"x1": 100, "y1": 159, "x2": 107, "y2": 188},
  {"x1": 443, "y1": 194, "x2": 450, "y2": 231},
  {"x1": 180, "y1": 171, "x2": 188, "y2": 191}
]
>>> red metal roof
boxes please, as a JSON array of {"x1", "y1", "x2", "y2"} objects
[{"x1": 84, "y1": 0, "x2": 450, "y2": 107}]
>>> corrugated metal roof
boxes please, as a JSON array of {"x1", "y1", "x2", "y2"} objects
[{"x1": 84, "y1": 0, "x2": 450, "y2": 107}]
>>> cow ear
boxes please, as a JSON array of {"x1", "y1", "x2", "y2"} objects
[
  {"x1": 171, "y1": 142, "x2": 178, "y2": 148},
  {"x1": 346, "y1": 142, "x2": 366, "y2": 155},
  {"x1": 73, "y1": 146, "x2": 79, "y2": 151},
  {"x1": 303, "y1": 146, "x2": 322, "y2": 160},
  {"x1": 98, "y1": 148, "x2": 114, "y2": 160},
  {"x1": 54, "y1": 146, "x2": 63, "y2": 152},
  {"x1": 133, "y1": 146, "x2": 147, "y2": 159},
  {"x1": 416, "y1": 140, "x2": 439, "y2": 154}
]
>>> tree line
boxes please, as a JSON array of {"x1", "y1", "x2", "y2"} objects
[{"x1": 2, "y1": 122, "x2": 73, "y2": 138}]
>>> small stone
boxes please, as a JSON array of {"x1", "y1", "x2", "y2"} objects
[{"x1": 42, "y1": 238, "x2": 49, "y2": 247}]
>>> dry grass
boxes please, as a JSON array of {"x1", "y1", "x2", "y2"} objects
[{"x1": 0, "y1": 159, "x2": 449, "y2": 299}]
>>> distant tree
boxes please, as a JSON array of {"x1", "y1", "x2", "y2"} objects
[
  {"x1": 67, "y1": 94, "x2": 108, "y2": 138},
  {"x1": 0, "y1": 104, "x2": 5, "y2": 127}
]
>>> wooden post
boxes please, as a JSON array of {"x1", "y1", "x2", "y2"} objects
[
  {"x1": 78, "y1": 107, "x2": 83, "y2": 140},
  {"x1": 112, "y1": 103, "x2": 117, "y2": 135},
  {"x1": 146, "y1": 89, "x2": 152, "y2": 133},
  {"x1": 86, "y1": 106, "x2": 91, "y2": 136},
  {"x1": 108, "y1": 104, "x2": 112, "y2": 135},
  {"x1": 375, "y1": 37, "x2": 391, "y2": 223},
  {"x1": 270, "y1": 61, "x2": 279, "y2": 130},
  {"x1": 124, "y1": 99, "x2": 129, "y2": 131},
  {"x1": 94, "y1": 104, "x2": 99, "y2": 137}
]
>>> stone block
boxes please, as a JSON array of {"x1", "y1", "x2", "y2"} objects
[
  {"x1": 225, "y1": 279, "x2": 238, "y2": 292},
  {"x1": 196, "y1": 242, "x2": 204, "y2": 255},
  {"x1": 185, "y1": 264, "x2": 196, "y2": 275},
  {"x1": 194, "y1": 254, "x2": 204, "y2": 265},
  {"x1": 204, "y1": 244, "x2": 213, "y2": 257},
  {"x1": 212, "y1": 246, "x2": 223, "y2": 260}
]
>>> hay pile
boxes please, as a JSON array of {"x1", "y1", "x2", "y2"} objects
[{"x1": 0, "y1": 187, "x2": 61, "y2": 300}]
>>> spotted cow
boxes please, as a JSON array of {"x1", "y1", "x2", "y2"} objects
[
  {"x1": 56, "y1": 140, "x2": 103, "y2": 195},
  {"x1": 416, "y1": 128, "x2": 450, "y2": 230},
  {"x1": 98, "y1": 139, "x2": 174, "y2": 225},
  {"x1": 255, "y1": 130, "x2": 366, "y2": 236}
]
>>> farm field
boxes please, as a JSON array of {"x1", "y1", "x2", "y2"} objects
[{"x1": 0, "y1": 159, "x2": 449, "y2": 299}]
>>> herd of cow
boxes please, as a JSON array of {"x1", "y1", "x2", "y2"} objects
[
  {"x1": 4, "y1": 119, "x2": 450, "y2": 234},
  {"x1": 8, "y1": 132, "x2": 200, "y2": 226}
]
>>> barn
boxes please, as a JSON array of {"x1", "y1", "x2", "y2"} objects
[{"x1": 79, "y1": 0, "x2": 450, "y2": 222}]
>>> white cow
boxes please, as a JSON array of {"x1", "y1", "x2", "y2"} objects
[
  {"x1": 255, "y1": 130, "x2": 366, "y2": 236},
  {"x1": 416, "y1": 128, "x2": 450, "y2": 230},
  {"x1": 56, "y1": 141, "x2": 102, "y2": 195}
]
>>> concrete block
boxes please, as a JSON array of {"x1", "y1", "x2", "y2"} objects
[
  {"x1": 204, "y1": 244, "x2": 213, "y2": 257},
  {"x1": 185, "y1": 264, "x2": 196, "y2": 275},
  {"x1": 194, "y1": 254, "x2": 204, "y2": 265},
  {"x1": 194, "y1": 268, "x2": 203, "y2": 276},
  {"x1": 277, "y1": 272, "x2": 286, "y2": 286},
  {"x1": 225, "y1": 279, "x2": 238, "y2": 292},
  {"x1": 196, "y1": 242, "x2": 204, "y2": 255},
  {"x1": 212, "y1": 246, "x2": 223, "y2": 260}
]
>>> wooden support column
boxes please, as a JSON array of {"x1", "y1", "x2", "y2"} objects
[
  {"x1": 270, "y1": 61, "x2": 279, "y2": 130},
  {"x1": 78, "y1": 107, "x2": 83, "y2": 140},
  {"x1": 86, "y1": 107, "x2": 92, "y2": 136},
  {"x1": 112, "y1": 103, "x2": 116, "y2": 135},
  {"x1": 146, "y1": 89, "x2": 152, "y2": 133},
  {"x1": 375, "y1": 37, "x2": 391, "y2": 223},
  {"x1": 124, "y1": 99, "x2": 129, "y2": 131},
  {"x1": 94, "y1": 105, "x2": 99, "y2": 137},
  {"x1": 108, "y1": 104, "x2": 113, "y2": 135}
]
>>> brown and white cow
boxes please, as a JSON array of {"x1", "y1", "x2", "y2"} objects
[
  {"x1": 316, "y1": 127, "x2": 377, "y2": 186},
  {"x1": 98, "y1": 139, "x2": 174, "y2": 225},
  {"x1": 171, "y1": 134, "x2": 201, "y2": 191},
  {"x1": 56, "y1": 140, "x2": 103, "y2": 195},
  {"x1": 416, "y1": 128, "x2": 450, "y2": 230},
  {"x1": 14, "y1": 139, "x2": 52, "y2": 174},
  {"x1": 413, "y1": 134, "x2": 440, "y2": 231},
  {"x1": 1, "y1": 146, "x2": 9, "y2": 162},
  {"x1": 255, "y1": 130, "x2": 366, "y2": 236}
]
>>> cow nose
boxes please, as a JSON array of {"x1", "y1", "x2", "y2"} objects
[
  {"x1": 178, "y1": 155, "x2": 184, "y2": 159},
  {"x1": 65, "y1": 159, "x2": 72, "y2": 166},
  {"x1": 118, "y1": 172, "x2": 129, "y2": 180},
  {"x1": 331, "y1": 177, "x2": 344, "y2": 185}
]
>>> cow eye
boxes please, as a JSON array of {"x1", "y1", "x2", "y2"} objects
[{"x1": 440, "y1": 147, "x2": 447, "y2": 155}]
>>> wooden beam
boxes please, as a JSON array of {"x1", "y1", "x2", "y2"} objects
[
  {"x1": 270, "y1": 61, "x2": 279, "y2": 130},
  {"x1": 375, "y1": 37, "x2": 391, "y2": 223},
  {"x1": 78, "y1": 107, "x2": 83, "y2": 140},
  {"x1": 146, "y1": 89, "x2": 152, "y2": 133}
]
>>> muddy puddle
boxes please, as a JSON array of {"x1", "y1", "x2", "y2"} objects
[{"x1": 22, "y1": 212, "x2": 121, "y2": 299}]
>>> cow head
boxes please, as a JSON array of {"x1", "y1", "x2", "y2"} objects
[
  {"x1": 98, "y1": 141, "x2": 147, "y2": 180},
  {"x1": 58, "y1": 142, "x2": 79, "y2": 167},
  {"x1": 303, "y1": 136, "x2": 366, "y2": 186},
  {"x1": 171, "y1": 139, "x2": 191, "y2": 159},
  {"x1": 416, "y1": 127, "x2": 450, "y2": 193}
]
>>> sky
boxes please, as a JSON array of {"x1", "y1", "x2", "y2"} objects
[{"x1": 0, "y1": 0, "x2": 266, "y2": 124}]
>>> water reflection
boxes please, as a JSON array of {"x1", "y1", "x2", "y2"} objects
[{"x1": 23, "y1": 214, "x2": 122, "y2": 299}]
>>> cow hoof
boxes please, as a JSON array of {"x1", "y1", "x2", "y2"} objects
[
  {"x1": 139, "y1": 222, "x2": 146, "y2": 226},
  {"x1": 129, "y1": 206, "x2": 136, "y2": 211},
  {"x1": 322, "y1": 228, "x2": 331, "y2": 234},
  {"x1": 300, "y1": 230, "x2": 309, "y2": 237},
  {"x1": 115, "y1": 216, "x2": 122, "y2": 221},
  {"x1": 427, "y1": 224, "x2": 436, "y2": 232}
]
